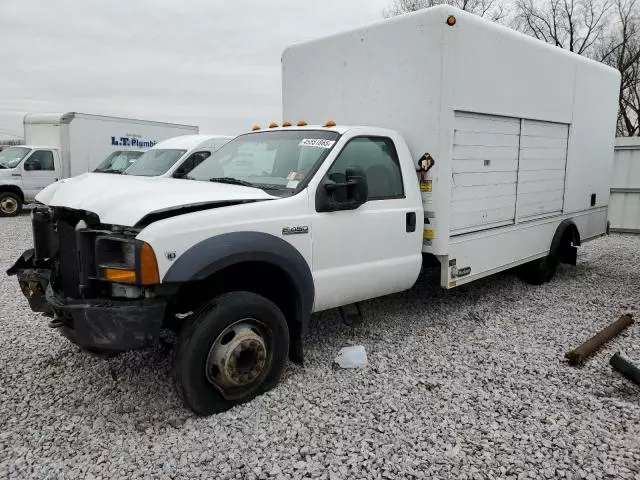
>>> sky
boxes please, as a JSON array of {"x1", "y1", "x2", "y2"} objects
[{"x1": 0, "y1": 0, "x2": 389, "y2": 139}]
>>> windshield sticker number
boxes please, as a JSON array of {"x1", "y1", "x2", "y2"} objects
[
  {"x1": 299, "y1": 138, "x2": 335, "y2": 149},
  {"x1": 286, "y1": 180, "x2": 300, "y2": 189}
]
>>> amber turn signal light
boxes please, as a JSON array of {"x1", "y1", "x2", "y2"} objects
[
  {"x1": 139, "y1": 242, "x2": 160, "y2": 285},
  {"x1": 104, "y1": 268, "x2": 136, "y2": 283}
]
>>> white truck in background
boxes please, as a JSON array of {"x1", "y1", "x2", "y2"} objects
[
  {"x1": 123, "y1": 135, "x2": 233, "y2": 179},
  {"x1": 0, "y1": 112, "x2": 198, "y2": 216},
  {"x1": 9, "y1": 7, "x2": 619, "y2": 415}
]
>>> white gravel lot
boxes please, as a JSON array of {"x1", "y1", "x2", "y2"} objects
[{"x1": 1, "y1": 212, "x2": 639, "y2": 480}]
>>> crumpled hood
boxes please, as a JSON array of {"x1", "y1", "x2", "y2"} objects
[{"x1": 36, "y1": 173, "x2": 276, "y2": 227}]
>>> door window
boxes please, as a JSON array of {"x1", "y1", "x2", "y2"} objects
[
  {"x1": 25, "y1": 150, "x2": 55, "y2": 171},
  {"x1": 326, "y1": 137, "x2": 404, "y2": 200},
  {"x1": 174, "y1": 151, "x2": 211, "y2": 177}
]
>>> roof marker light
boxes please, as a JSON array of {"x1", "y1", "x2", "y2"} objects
[
  {"x1": 268, "y1": 122, "x2": 279, "y2": 128},
  {"x1": 297, "y1": 120, "x2": 307, "y2": 126},
  {"x1": 282, "y1": 121, "x2": 292, "y2": 127},
  {"x1": 324, "y1": 120, "x2": 337, "y2": 127},
  {"x1": 252, "y1": 125, "x2": 261, "y2": 131}
]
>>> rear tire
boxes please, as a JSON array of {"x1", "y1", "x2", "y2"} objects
[
  {"x1": 173, "y1": 291, "x2": 289, "y2": 415},
  {"x1": 0, "y1": 192, "x2": 22, "y2": 217},
  {"x1": 517, "y1": 255, "x2": 558, "y2": 285}
]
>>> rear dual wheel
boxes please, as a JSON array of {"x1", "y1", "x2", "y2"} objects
[
  {"x1": 173, "y1": 291, "x2": 289, "y2": 415},
  {"x1": 517, "y1": 255, "x2": 558, "y2": 285}
]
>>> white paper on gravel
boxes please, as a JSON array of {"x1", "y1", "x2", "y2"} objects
[{"x1": 334, "y1": 345, "x2": 368, "y2": 368}]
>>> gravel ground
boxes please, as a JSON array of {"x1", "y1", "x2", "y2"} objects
[{"x1": 1, "y1": 212, "x2": 639, "y2": 480}]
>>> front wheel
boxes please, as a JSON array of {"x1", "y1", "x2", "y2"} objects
[
  {"x1": 173, "y1": 291, "x2": 289, "y2": 415},
  {"x1": 0, "y1": 192, "x2": 22, "y2": 217}
]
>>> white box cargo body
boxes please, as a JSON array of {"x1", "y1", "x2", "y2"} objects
[
  {"x1": 24, "y1": 112, "x2": 199, "y2": 178},
  {"x1": 283, "y1": 6, "x2": 620, "y2": 287}
]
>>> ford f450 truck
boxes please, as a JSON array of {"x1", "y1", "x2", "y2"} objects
[{"x1": 8, "y1": 7, "x2": 620, "y2": 415}]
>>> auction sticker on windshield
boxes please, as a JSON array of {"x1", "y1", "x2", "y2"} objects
[{"x1": 299, "y1": 139, "x2": 335, "y2": 148}]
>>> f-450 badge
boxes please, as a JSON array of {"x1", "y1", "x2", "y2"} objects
[{"x1": 282, "y1": 226, "x2": 309, "y2": 235}]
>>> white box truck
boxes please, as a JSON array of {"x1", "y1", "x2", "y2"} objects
[
  {"x1": 0, "y1": 112, "x2": 198, "y2": 216},
  {"x1": 9, "y1": 7, "x2": 619, "y2": 415}
]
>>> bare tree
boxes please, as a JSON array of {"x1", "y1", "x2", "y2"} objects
[
  {"x1": 513, "y1": 0, "x2": 611, "y2": 54},
  {"x1": 384, "y1": 0, "x2": 505, "y2": 21},
  {"x1": 513, "y1": 0, "x2": 640, "y2": 135},
  {"x1": 598, "y1": 0, "x2": 640, "y2": 134}
]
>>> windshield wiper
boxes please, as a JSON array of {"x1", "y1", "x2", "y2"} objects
[
  {"x1": 95, "y1": 169, "x2": 123, "y2": 174},
  {"x1": 209, "y1": 177, "x2": 255, "y2": 187}
]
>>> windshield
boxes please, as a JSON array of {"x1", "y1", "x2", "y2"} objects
[
  {"x1": 188, "y1": 130, "x2": 340, "y2": 193},
  {"x1": 0, "y1": 147, "x2": 31, "y2": 169},
  {"x1": 123, "y1": 149, "x2": 187, "y2": 176},
  {"x1": 94, "y1": 151, "x2": 144, "y2": 173}
]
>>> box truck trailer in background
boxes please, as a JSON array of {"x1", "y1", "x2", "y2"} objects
[
  {"x1": 0, "y1": 112, "x2": 198, "y2": 216},
  {"x1": 9, "y1": 7, "x2": 620, "y2": 414}
]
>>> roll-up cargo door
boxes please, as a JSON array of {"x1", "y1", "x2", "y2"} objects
[
  {"x1": 516, "y1": 120, "x2": 569, "y2": 220},
  {"x1": 451, "y1": 112, "x2": 519, "y2": 234}
]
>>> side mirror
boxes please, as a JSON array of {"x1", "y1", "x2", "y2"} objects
[
  {"x1": 316, "y1": 166, "x2": 368, "y2": 213},
  {"x1": 23, "y1": 161, "x2": 36, "y2": 171}
]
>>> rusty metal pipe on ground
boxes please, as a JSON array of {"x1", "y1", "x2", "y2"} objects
[{"x1": 565, "y1": 314, "x2": 634, "y2": 366}]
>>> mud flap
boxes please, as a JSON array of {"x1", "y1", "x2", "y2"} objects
[
  {"x1": 6, "y1": 249, "x2": 35, "y2": 276},
  {"x1": 7, "y1": 249, "x2": 54, "y2": 314}
]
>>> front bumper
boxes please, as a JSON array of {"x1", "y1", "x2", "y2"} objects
[{"x1": 8, "y1": 250, "x2": 167, "y2": 352}]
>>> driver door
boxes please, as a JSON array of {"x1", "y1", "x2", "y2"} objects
[
  {"x1": 310, "y1": 135, "x2": 422, "y2": 312},
  {"x1": 21, "y1": 150, "x2": 59, "y2": 201}
]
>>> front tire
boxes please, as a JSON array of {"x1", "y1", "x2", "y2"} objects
[
  {"x1": 517, "y1": 255, "x2": 558, "y2": 285},
  {"x1": 173, "y1": 291, "x2": 289, "y2": 415},
  {"x1": 0, "y1": 192, "x2": 22, "y2": 217}
]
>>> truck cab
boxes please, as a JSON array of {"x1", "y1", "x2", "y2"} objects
[
  {"x1": 123, "y1": 135, "x2": 233, "y2": 179},
  {"x1": 8, "y1": 124, "x2": 423, "y2": 414},
  {"x1": 0, "y1": 146, "x2": 61, "y2": 216}
]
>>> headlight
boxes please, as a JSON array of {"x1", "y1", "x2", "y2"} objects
[{"x1": 95, "y1": 237, "x2": 159, "y2": 285}]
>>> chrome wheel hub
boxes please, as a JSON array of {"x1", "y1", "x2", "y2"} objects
[
  {"x1": 206, "y1": 320, "x2": 268, "y2": 390},
  {"x1": 0, "y1": 197, "x2": 17, "y2": 214}
]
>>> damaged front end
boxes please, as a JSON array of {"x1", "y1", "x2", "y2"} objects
[{"x1": 7, "y1": 206, "x2": 170, "y2": 352}]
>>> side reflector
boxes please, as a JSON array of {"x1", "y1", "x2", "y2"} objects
[
  {"x1": 140, "y1": 242, "x2": 160, "y2": 285},
  {"x1": 446, "y1": 15, "x2": 456, "y2": 26},
  {"x1": 282, "y1": 121, "x2": 292, "y2": 127},
  {"x1": 104, "y1": 268, "x2": 136, "y2": 284},
  {"x1": 252, "y1": 124, "x2": 261, "y2": 131},
  {"x1": 297, "y1": 120, "x2": 307, "y2": 126},
  {"x1": 324, "y1": 120, "x2": 336, "y2": 127},
  {"x1": 268, "y1": 122, "x2": 279, "y2": 128}
]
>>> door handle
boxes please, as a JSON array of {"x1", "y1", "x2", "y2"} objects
[
  {"x1": 406, "y1": 212, "x2": 416, "y2": 232},
  {"x1": 11, "y1": 173, "x2": 21, "y2": 177}
]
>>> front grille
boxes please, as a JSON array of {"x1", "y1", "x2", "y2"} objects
[
  {"x1": 34, "y1": 207, "x2": 115, "y2": 299},
  {"x1": 56, "y1": 221, "x2": 80, "y2": 298}
]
